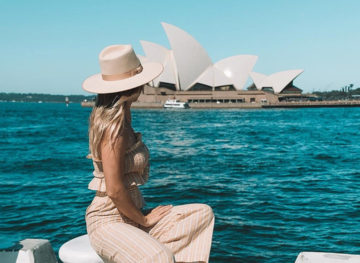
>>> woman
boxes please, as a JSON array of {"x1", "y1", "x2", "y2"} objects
[{"x1": 83, "y1": 45, "x2": 214, "y2": 263}]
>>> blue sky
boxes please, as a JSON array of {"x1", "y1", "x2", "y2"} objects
[{"x1": 0, "y1": 0, "x2": 359, "y2": 95}]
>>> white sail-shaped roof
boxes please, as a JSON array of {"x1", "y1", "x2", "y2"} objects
[
  {"x1": 189, "y1": 56, "x2": 257, "y2": 90},
  {"x1": 249, "y1": 72, "x2": 267, "y2": 89},
  {"x1": 250, "y1": 70, "x2": 304, "y2": 93},
  {"x1": 162, "y1": 22, "x2": 213, "y2": 90},
  {"x1": 264, "y1": 70, "x2": 304, "y2": 93},
  {"x1": 214, "y1": 55, "x2": 258, "y2": 89},
  {"x1": 137, "y1": 54, "x2": 149, "y2": 63},
  {"x1": 140, "y1": 40, "x2": 179, "y2": 89},
  {"x1": 189, "y1": 66, "x2": 214, "y2": 88},
  {"x1": 188, "y1": 66, "x2": 231, "y2": 89},
  {"x1": 214, "y1": 67, "x2": 232, "y2": 87},
  {"x1": 139, "y1": 22, "x2": 304, "y2": 93}
]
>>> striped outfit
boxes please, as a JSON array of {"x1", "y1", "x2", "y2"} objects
[{"x1": 85, "y1": 132, "x2": 214, "y2": 263}]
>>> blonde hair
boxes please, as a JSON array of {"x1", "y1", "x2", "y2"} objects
[{"x1": 88, "y1": 86, "x2": 143, "y2": 160}]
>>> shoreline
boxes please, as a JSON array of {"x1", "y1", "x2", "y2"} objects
[
  {"x1": 3, "y1": 100, "x2": 360, "y2": 109},
  {"x1": 81, "y1": 100, "x2": 360, "y2": 109}
]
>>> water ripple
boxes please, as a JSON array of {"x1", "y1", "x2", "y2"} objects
[{"x1": 1, "y1": 103, "x2": 360, "y2": 262}]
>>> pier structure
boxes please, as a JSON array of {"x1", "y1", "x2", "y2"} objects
[
  {"x1": 131, "y1": 86, "x2": 360, "y2": 109},
  {"x1": 82, "y1": 85, "x2": 360, "y2": 108},
  {"x1": 135, "y1": 85, "x2": 276, "y2": 108}
]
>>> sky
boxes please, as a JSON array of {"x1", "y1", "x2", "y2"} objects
[{"x1": 0, "y1": 0, "x2": 359, "y2": 95}]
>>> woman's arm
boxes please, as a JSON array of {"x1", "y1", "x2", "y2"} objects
[{"x1": 101, "y1": 131, "x2": 171, "y2": 227}]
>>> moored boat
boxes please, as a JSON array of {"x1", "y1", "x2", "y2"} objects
[{"x1": 163, "y1": 99, "x2": 190, "y2": 109}]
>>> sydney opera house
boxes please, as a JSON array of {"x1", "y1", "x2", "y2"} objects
[{"x1": 136, "y1": 22, "x2": 313, "y2": 107}]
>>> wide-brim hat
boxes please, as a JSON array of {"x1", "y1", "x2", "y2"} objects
[{"x1": 82, "y1": 44, "x2": 163, "y2": 94}]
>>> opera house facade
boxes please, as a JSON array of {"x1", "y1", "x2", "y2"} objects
[{"x1": 136, "y1": 22, "x2": 313, "y2": 107}]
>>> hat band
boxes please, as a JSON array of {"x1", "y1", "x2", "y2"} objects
[{"x1": 101, "y1": 65, "x2": 143, "y2": 81}]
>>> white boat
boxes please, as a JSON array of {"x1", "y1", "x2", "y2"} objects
[{"x1": 163, "y1": 99, "x2": 190, "y2": 109}]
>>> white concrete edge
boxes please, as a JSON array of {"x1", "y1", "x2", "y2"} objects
[
  {"x1": 0, "y1": 239, "x2": 57, "y2": 263},
  {"x1": 295, "y1": 251, "x2": 360, "y2": 263}
]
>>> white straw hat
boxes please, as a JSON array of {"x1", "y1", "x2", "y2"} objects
[{"x1": 82, "y1": 44, "x2": 163, "y2": 94}]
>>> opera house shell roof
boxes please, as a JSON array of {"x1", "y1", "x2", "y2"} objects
[
  {"x1": 250, "y1": 70, "x2": 304, "y2": 93},
  {"x1": 140, "y1": 22, "x2": 303, "y2": 94}
]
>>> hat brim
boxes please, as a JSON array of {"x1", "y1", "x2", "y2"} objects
[{"x1": 82, "y1": 62, "x2": 163, "y2": 94}]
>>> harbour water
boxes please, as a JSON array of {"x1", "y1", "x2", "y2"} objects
[{"x1": 1, "y1": 102, "x2": 360, "y2": 262}]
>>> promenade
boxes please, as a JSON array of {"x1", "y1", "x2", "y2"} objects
[
  {"x1": 262, "y1": 100, "x2": 360, "y2": 108},
  {"x1": 81, "y1": 100, "x2": 360, "y2": 109}
]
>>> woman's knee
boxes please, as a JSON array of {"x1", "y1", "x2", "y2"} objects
[{"x1": 198, "y1": 204, "x2": 214, "y2": 220}]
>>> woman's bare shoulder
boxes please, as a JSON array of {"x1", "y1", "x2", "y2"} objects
[{"x1": 101, "y1": 129, "x2": 126, "y2": 156}]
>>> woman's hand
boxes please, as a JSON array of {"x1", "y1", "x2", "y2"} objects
[{"x1": 143, "y1": 205, "x2": 173, "y2": 227}]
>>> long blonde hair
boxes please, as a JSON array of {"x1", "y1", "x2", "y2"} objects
[{"x1": 89, "y1": 86, "x2": 142, "y2": 160}]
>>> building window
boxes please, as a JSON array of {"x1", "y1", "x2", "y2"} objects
[
  {"x1": 159, "y1": 82, "x2": 177, "y2": 91},
  {"x1": 280, "y1": 85, "x2": 302, "y2": 94},
  {"x1": 247, "y1": 83, "x2": 258, "y2": 90},
  {"x1": 188, "y1": 83, "x2": 213, "y2": 91},
  {"x1": 250, "y1": 98, "x2": 256, "y2": 103},
  {"x1": 214, "y1": 85, "x2": 236, "y2": 91},
  {"x1": 262, "y1": 87, "x2": 274, "y2": 93}
]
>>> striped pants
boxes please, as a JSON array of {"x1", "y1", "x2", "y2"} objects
[{"x1": 86, "y1": 196, "x2": 215, "y2": 263}]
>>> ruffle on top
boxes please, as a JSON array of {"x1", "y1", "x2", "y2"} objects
[
  {"x1": 87, "y1": 132, "x2": 150, "y2": 192},
  {"x1": 88, "y1": 161, "x2": 107, "y2": 192}
]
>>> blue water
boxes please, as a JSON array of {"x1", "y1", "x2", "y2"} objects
[{"x1": 1, "y1": 102, "x2": 360, "y2": 262}]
